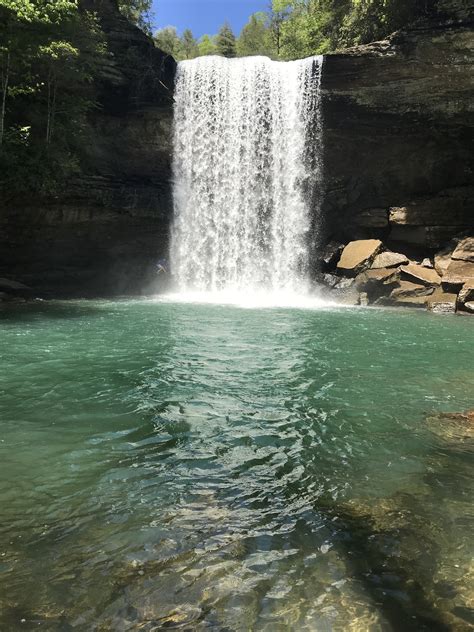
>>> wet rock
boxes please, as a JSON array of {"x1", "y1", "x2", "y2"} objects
[
  {"x1": 400, "y1": 263, "x2": 441, "y2": 287},
  {"x1": 426, "y1": 290, "x2": 458, "y2": 314},
  {"x1": 442, "y1": 260, "x2": 474, "y2": 289},
  {"x1": 337, "y1": 239, "x2": 382, "y2": 276},
  {"x1": 321, "y1": 241, "x2": 345, "y2": 271},
  {"x1": 452, "y1": 236, "x2": 474, "y2": 263},
  {"x1": 334, "y1": 277, "x2": 355, "y2": 290},
  {"x1": 355, "y1": 268, "x2": 400, "y2": 300},
  {"x1": 322, "y1": 273, "x2": 339, "y2": 288},
  {"x1": 333, "y1": 287, "x2": 360, "y2": 305},
  {"x1": 371, "y1": 251, "x2": 409, "y2": 269},
  {"x1": 425, "y1": 410, "x2": 474, "y2": 443},
  {"x1": 463, "y1": 301, "x2": 474, "y2": 313},
  {"x1": 0, "y1": 277, "x2": 31, "y2": 292}
]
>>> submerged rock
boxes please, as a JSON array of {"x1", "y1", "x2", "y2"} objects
[
  {"x1": 337, "y1": 239, "x2": 382, "y2": 276},
  {"x1": 426, "y1": 410, "x2": 474, "y2": 443}
]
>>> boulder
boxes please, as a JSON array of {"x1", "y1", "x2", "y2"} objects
[
  {"x1": 333, "y1": 287, "x2": 361, "y2": 306},
  {"x1": 434, "y1": 243, "x2": 456, "y2": 276},
  {"x1": 322, "y1": 273, "x2": 339, "y2": 288},
  {"x1": 426, "y1": 290, "x2": 458, "y2": 314},
  {"x1": 464, "y1": 301, "x2": 474, "y2": 313},
  {"x1": 458, "y1": 281, "x2": 474, "y2": 305},
  {"x1": 400, "y1": 263, "x2": 441, "y2": 286},
  {"x1": 421, "y1": 258, "x2": 433, "y2": 268},
  {"x1": 391, "y1": 281, "x2": 434, "y2": 300},
  {"x1": 337, "y1": 239, "x2": 382, "y2": 276},
  {"x1": 371, "y1": 251, "x2": 408, "y2": 269},
  {"x1": 452, "y1": 236, "x2": 474, "y2": 263},
  {"x1": 442, "y1": 260, "x2": 474, "y2": 289},
  {"x1": 355, "y1": 267, "x2": 400, "y2": 289},
  {"x1": 321, "y1": 241, "x2": 344, "y2": 269},
  {"x1": 334, "y1": 277, "x2": 355, "y2": 290}
]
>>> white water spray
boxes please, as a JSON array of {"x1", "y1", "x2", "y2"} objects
[{"x1": 170, "y1": 55, "x2": 324, "y2": 301}]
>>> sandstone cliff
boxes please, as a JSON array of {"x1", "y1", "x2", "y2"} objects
[
  {"x1": 0, "y1": 0, "x2": 472, "y2": 298},
  {"x1": 321, "y1": 2, "x2": 473, "y2": 252}
]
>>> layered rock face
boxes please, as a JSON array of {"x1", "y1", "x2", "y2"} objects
[
  {"x1": 320, "y1": 3, "x2": 474, "y2": 253},
  {"x1": 1, "y1": 1, "x2": 473, "y2": 300},
  {"x1": 0, "y1": 0, "x2": 176, "y2": 296}
]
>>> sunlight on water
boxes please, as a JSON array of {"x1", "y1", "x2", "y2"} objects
[
  {"x1": 157, "y1": 288, "x2": 340, "y2": 309},
  {"x1": 0, "y1": 300, "x2": 473, "y2": 630}
]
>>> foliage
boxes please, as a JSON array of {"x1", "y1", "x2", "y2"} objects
[
  {"x1": 197, "y1": 34, "x2": 217, "y2": 57},
  {"x1": 181, "y1": 28, "x2": 199, "y2": 59},
  {"x1": 156, "y1": 0, "x2": 439, "y2": 62},
  {"x1": 237, "y1": 13, "x2": 273, "y2": 58},
  {"x1": 118, "y1": 0, "x2": 153, "y2": 35},
  {"x1": 153, "y1": 25, "x2": 182, "y2": 58},
  {"x1": 0, "y1": 0, "x2": 106, "y2": 195},
  {"x1": 215, "y1": 22, "x2": 237, "y2": 58}
]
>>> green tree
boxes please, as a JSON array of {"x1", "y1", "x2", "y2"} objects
[
  {"x1": 237, "y1": 13, "x2": 274, "y2": 58},
  {"x1": 118, "y1": 0, "x2": 153, "y2": 35},
  {"x1": 0, "y1": 0, "x2": 106, "y2": 193},
  {"x1": 153, "y1": 26, "x2": 182, "y2": 58},
  {"x1": 216, "y1": 22, "x2": 236, "y2": 58},
  {"x1": 269, "y1": 0, "x2": 291, "y2": 56},
  {"x1": 197, "y1": 34, "x2": 217, "y2": 56},
  {"x1": 180, "y1": 28, "x2": 198, "y2": 59}
]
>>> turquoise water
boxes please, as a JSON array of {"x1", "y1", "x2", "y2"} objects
[{"x1": 0, "y1": 299, "x2": 473, "y2": 631}]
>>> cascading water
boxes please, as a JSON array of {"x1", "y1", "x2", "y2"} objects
[{"x1": 170, "y1": 55, "x2": 324, "y2": 299}]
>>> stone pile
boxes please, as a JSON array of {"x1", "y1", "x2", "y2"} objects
[{"x1": 321, "y1": 235, "x2": 474, "y2": 314}]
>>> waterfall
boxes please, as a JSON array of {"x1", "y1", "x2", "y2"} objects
[{"x1": 170, "y1": 55, "x2": 324, "y2": 298}]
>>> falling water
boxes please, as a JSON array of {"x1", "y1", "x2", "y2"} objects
[{"x1": 170, "y1": 55, "x2": 324, "y2": 298}]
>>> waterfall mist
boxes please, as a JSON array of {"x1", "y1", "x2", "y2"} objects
[{"x1": 170, "y1": 55, "x2": 324, "y2": 302}]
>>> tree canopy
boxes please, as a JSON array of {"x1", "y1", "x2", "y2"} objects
[
  {"x1": 154, "y1": 0, "x2": 439, "y2": 62},
  {"x1": 0, "y1": 0, "x2": 105, "y2": 193}
]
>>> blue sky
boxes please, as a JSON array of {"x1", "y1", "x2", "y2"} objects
[{"x1": 152, "y1": 0, "x2": 269, "y2": 38}]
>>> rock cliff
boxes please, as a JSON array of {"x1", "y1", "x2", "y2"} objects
[
  {"x1": 0, "y1": 0, "x2": 176, "y2": 296},
  {"x1": 0, "y1": 0, "x2": 472, "y2": 299},
  {"x1": 320, "y1": 2, "x2": 474, "y2": 253}
]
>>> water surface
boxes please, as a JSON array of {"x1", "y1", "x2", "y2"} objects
[{"x1": 0, "y1": 299, "x2": 473, "y2": 630}]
